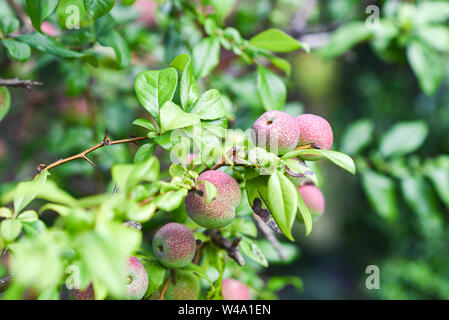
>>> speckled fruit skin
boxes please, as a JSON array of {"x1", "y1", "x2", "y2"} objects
[
  {"x1": 153, "y1": 223, "x2": 196, "y2": 268},
  {"x1": 126, "y1": 256, "x2": 149, "y2": 300},
  {"x1": 295, "y1": 114, "x2": 333, "y2": 160},
  {"x1": 298, "y1": 185, "x2": 325, "y2": 218},
  {"x1": 222, "y1": 279, "x2": 251, "y2": 300},
  {"x1": 165, "y1": 271, "x2": 200, "y2": 300},
  {"x1": 185, "y1": 170, "x2": 242, "y2": 228},
  {"x1": 72, "y1": 284, "x2": 95, "y2": 300},
  {"x1": 251, "y1": 110, "x2": 300, "y2": 155}
]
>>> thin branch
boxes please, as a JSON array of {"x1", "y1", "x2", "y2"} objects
[
  {"x1": 35, "y1": 134, "x2": 148, "y2": 177},
  {"x1": 0, "y1": 276, "x2": 11, "y2": 294},
  {"x1": 252, "y1": 214, "x2": 286, "y2": 261},
  {"x1": 205, "y1": 229, "x2": 245, "y2": 266},
  {"x1": 0, "y1": 78, "x2": 43, "y2": 90},
  {"x1": 209, "y1": 147, "x2": 248, "y2": 171},
  {"x1": 193, "y1": 240, "x2": 204, "y2": 265},
  {"x1": 158, "y1": 277, "x2": 170, "y2": 300}
]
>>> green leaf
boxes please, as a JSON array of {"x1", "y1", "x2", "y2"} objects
[
  {"x1": 94, "y1": 13, "x2": 117, "y2": 37},
  {"x1": 134, "y1": 67, "x2": 178, "y2": 121},
  {"x1": 13, "y1": 171, "x2": 49, "y2": 213},
  {"x1": 127, "y1": 202, "x2": 156, "y2": 222},
  {"x1": 379, "y1": 121, "x2": 428, "y2": 157},
  {"x1": 340, "y1": 119, "x2": 374, "y2": 155},
  {"x1": 321, "y1": 22, "x2": 371, "y2": 59},
  {"x1": 22, "y1": 220, "x2": 47, "y2": 237},
  {"x1": 249, "y1": 28, "x2": 307, "y2": 53},
  {"x1": 258, "y1": 240, "x2": 300, "y2": 265},
  {"x1": 37, "y1": 286, "x2": 60, "y2": 300},
  {"x1": 170, "y1": 54, "x2": 199, "y2": 110},
  {"x1": 57, "y1": 0, "x2": 94, "y2": 30},
  {"x1": 246, "y1": 175, "x2": 282, "y2": 233},
  {"x1": 0, "y1": 86, "x2": 11, "y2": 123},
  {"x1": 257, "y1": 65, "x2": 286, "y2": 111},
  {"x1": 361, "y1": 170, "x2": 398, "y2": 221},
  {"x1": 418, "y1": 25, "x2": 449, "y2": 52},
  {"x1": 296, "y1": 188, "x2": 312, "y2": 236},
  {"x1": 424, "y1": 156, "x2": 449, "y2": 209},
  {"x1": 144, "y1": 261, "x2": 166, "y2": 298},
  {"x1": 267, "y1": 276, "x2": 303, "y2": 293},
  {"x1": 111, "y1": 164, "x2": 133, "y2": 192},
  {"x1": 134, "y1": 143, "x2": 156, "y2": 164},
  {"x1": 1, "y1": 219, "x2": 22, "y2": 242},
  {"x1": 416, "y1": 1, "x2": 449, "y2": 24},
  {"x1": 98, "y1": 30, "x2": 131, "y2": 69},
  {"x1": 407, "y1": 41, "x2": 443, "y2": 95},
  {"x1": 282, "y1": 149, "x2": 356, "y2": 175},
  {"x1": 1, "y1": 39, "x2": 31, "y2": 62},
  {"x1": 189, "y1": 89, "x2": 226, "y2": 120},
  {"x1": 25, "y1": 0, "x2": 59, "y2": 31},
  {"x1": 38, "y1": 203, "x2": 71, "y2": 217},
  {"x1": 266, "y1": 171, "x2": 298, "y2": 241},
  {"x1": 126, "y1": 156, "x2": 160, "y2": 190},
  {"x1": 282, "y1": 158, "x2": 318, "y2": 186},
  {"x1": 401, "y1": 175, "x2": 443, "y2": 237},
  {"x1": 17, "y1": 210, "x2": 39, "y2": 223},
  {"x1": 9, "y1": 230, "x2": 67, "y2": 291},
  {"x1": 270, "y1": 57, "x2": 291, "y2": 77},
  {"x1": 84, "y1": 0, "x2": 115, "y2": 18},
  {"x1": 200, "y1": 180, "x2": 217, "y2": 203},
  {"x1": 222, "y1": 218, "x2": 258, "y2": 238},
  {"x1": 209, "y1": 0, "x2": 236, "y2": 22},
  {"x1": 169, "y1": 163, "x2": 187, "y2": 178},
  {"x1": 17, "y1": 32, "x2": 89, "y2": 58},
  {"x1": 160, "y1": 101, "x2": 200, "y2": 132},
  {"x1": 184, "y1": 263, "x2": 213, "y2": 285},
  {"x1": 76, "y1": 222, "x2": 141, "y2": 298},
  {"x1": 132, "y1": 118, "x2": 157, "y2": 133},
  {"x1": 153, "y1": 189, "x2": 188, "y2": 211},
  {"x1": 239, "y1": 237, "x2": 268, "y2": 267},
  {"x1": 0, "y1": 16, "x2": 20, "y2": 36},
  {"x1": 192, "y1": 37, "x2": 220, "y2": 79},
  {"x1": 0, "y1": 207, "x2": 12, "y2": 219}
]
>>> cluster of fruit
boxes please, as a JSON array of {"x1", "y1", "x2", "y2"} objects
[
  {"x1": 72, "y1": 112, "x2": 332, "y2": 300},
  {"x1": 252, "y1": 111, "x2": 332, "y2": 217}
]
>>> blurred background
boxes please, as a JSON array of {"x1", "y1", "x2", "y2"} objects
[{"x1": 1, "y1": 0, "x2": 449, "y2": 299}]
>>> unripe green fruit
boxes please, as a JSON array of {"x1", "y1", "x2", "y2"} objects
[
  {"x1": 165, "y1": 271, "x2": 200, "y2": 300},
  {"x1": 126, "y1": 256, "x2": 149, "y2": 300},
  {"x1": 71, "y1": 284, "x2": 95, "y2": 300},
  {"x1": 222, "y1": 278, "x2": 251, "y2": 300},
  {"x1": 298, "y1": 185, "x2": 325, "y2": 218},
  {"x1": 295, "y1": 114, "x2": 333, "y2": 160},
  {"x1": 185, "y1": 170, "x2": 242, "y2": 228},
  {"x1": 153, "y1": 223, "x2": 196, "y2": 268},
  {"x1": 251, "y1": 110, "x2": 300, "y2": 155}
]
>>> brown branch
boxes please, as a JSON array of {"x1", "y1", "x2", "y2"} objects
[
  {"x1": 0, "y1": 78, "x2": 42, "y2": 90},
  {"x1": 205, "y1": 229, "x2": 245, "y2": 266},
  {"x1": 209, "y1": 147, "x2": 248, "y2": 171},
  {"x1": 0, "y1": 275, "x2": 11, "y2": 294},
  {"x1": 193, "y1": 240, "x2": 205, "y2": 265},
  {"x1": 252, "y1": 214, "x2": 286, "y2": 261},
  {"x1": 35, "y1": 134, "x2": 148, "y2": 178},
  {"x1": 294, "y1": 143, "x2": 320, "y2": 150},
  {"x1": 158, "y1": 278, "x2": 170, "y2": 300}
]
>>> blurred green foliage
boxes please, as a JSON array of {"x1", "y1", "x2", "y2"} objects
[{"x1": 0, "y1": 0, "x2": 448, "y2": 300}]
